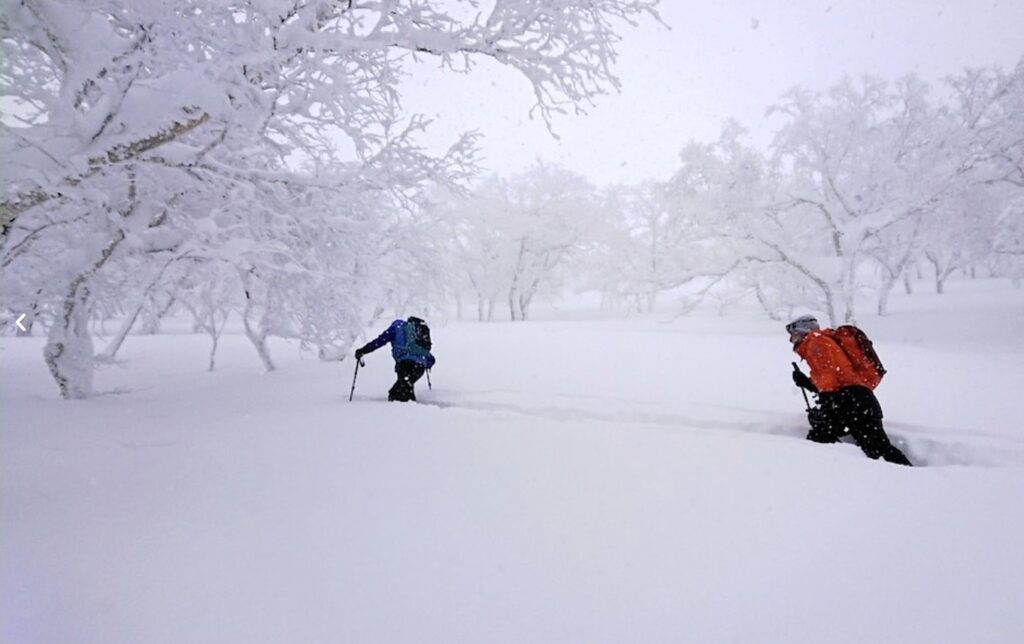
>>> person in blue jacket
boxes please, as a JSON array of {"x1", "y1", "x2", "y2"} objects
[{"x1": 354, "y1": 317, "x2": 435, "y2": 402}]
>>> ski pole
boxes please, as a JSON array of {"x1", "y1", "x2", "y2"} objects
[
  {"x1": 349, "y1": 357, "x2": 364, "y2": 402},
  {"x1": 792, "y1": 362, "x2": 811, "y2": 411},
  {"x1": 426, "y1": 368, "x2": 432, "y2": 391}
]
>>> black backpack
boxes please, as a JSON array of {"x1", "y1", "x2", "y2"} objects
[{"x1": 405, "y1": 316, "x2": 432, "y2": 353}]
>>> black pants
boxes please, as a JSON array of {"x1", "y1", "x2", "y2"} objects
[
  {"x1": 389, "y1": 361, "x2": 426, "y2": 402},
  {"x1": 807, "y1": 386, "x2": 912, "y2": 466}
]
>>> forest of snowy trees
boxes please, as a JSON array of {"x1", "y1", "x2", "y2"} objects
[
  {"x1": 2, "y1": 0, "x2": 1022, "y2": 399},
  {"x1": 441, "y1": 68, "x2": 1024, "y2": 324}
]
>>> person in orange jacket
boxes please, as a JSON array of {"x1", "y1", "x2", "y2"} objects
[{"x1": 787, "y1": 315, "x2": 912, "y2": 466}]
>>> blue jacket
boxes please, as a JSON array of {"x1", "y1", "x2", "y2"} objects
[{"x1": 361, "y1": 319, "x2": 435, "y2": 368}]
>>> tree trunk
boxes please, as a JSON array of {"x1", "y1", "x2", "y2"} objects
[
  {"x1": 508, "y1": 240, "x2": 527, "y2": 322},
  {"x1": 42, "y1": 216, "x2": 128, "y2": 398},
  {"x1": 141, "y1": 292, "x2": 176, "y2": 334},
  {"x1": 877, "y1": 273, "x2": 899, "y2": 316},
  {"x1": 507, "y1": 285, "x2": 519, "y2": 321},
  {"x1": 519, "y1": 293, "x2": 531, "y2": 321},
  {"x1": 208, "y1": 329, "x2": 220, "y2": 371},
  {"x1": 903, "y1": 272, "x2": 913, "y2": 295},
  {"x1": 97, "y1": 304, "x2": 143, "y2": 362},
  {"x1": 242, "y1": 314, "x2": 275, "y2": 372},
  {"x1": 100, "y1": 257, "x2": 182, "y2": 360},
  {"x1": 822, "y1": 288, "x2": 838, "y2": 327},
  {"x1": 842, "y1": 258, "x2": 858, "y2": 324},
  {"x1": 519, "y1": 273, "x2": 546, "y2": 322},
  {"x1": 241, "y1": 282, "x2": 275, "y2": 372},
  {"x1": 936, "y1": 268, "x2": 956, "y2": 295},
  {"x1": 207, "y1": 312, "x2": 229, "y2": 372},
  {"x1": 754, "y1": 283, "x2": 780, "y2": 321},
  {"x1": 43, "y1": 287, "x2": 95, "y2": 399},
  {"x1": 925, "y1": 252, "x2": 947, "y2": 294}
]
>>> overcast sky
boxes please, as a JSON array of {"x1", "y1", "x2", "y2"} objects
[{"x1": 402, "y1": 0, "x2": 1024, "y2": 186}]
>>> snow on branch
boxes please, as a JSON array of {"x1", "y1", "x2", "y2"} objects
[
  {"x1": 0, "y1": 111, "x2": 210, "y2": 239},
  {"x1": 373, "y1": 0, "x2": 663, "y2": 133}
]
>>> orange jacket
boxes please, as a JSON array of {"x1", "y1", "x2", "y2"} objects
[{"x1": 794, "y1": 330, "x2": 880, "y2": 393}]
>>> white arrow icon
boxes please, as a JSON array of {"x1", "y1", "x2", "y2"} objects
[{"x1": 15, "y1": 313, "x2": 27, "y2": 332}]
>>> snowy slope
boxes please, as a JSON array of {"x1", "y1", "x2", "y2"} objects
[{"x1": 3, "y1": 280, "x2": 1024, "y2": 644}]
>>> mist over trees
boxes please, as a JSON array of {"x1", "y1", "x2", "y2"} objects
[
  {"x1": 0, "y1": 0, "x2": 660, "y2": 398},
  {"x1": 439, "y1": 63, "x2": 1023, "y2": 324},
  {"x1": 433, "y1": 163, "x2": 601, "y2": 321},
  {"x1": 1, "y1": 2, "x2": 1021, "y2": 400}
]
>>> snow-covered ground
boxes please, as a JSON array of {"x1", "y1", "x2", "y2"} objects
[{"x1": 3, "y1": 280, "x2": 1024, "y2": 643}]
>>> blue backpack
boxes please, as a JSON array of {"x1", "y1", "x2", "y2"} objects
[{"x1": 400, "y1": 317, "x2": 432, "y2": 358}]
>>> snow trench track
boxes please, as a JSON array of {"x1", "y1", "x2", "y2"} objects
[{"x1": 360, "y1": 390, "x2": 1024, "y2": 469}]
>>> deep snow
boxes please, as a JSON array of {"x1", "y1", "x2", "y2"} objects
[{"x1": 2, "y1": 279, "x2": 1024, "y2": 643}]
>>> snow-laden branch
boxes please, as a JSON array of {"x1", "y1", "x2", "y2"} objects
[{"x1": 0, "y1": 111, "x2": 209, "y2": 238}]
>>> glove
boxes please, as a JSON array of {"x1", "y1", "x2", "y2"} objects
[
  {"x1": 792, "y1": 369, "x2": 817, "y2": 392},
  {"x1": 807, "y1": 406, "x2": 826, "y2": 425},
  {"x1": 354, "y1": 347, "x2": 366, "y2": 360}
]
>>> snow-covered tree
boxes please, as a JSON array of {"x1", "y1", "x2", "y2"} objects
[
  {"x1": 436, "y1": 163, "x2": 601, "y2": 320},
  {"x1": 657, "y1": 124, "x2": 781, "y2": 317},
  {"x1": 431, "y1": 181, "x2": 518, "y2": 321},
  {"x1": 916, "y1": 184, "x2": 1004, "y2": 293},
  {"x1": 593, "y1": 181, "x2": 694, "y2": 312},
  {"x1": 500, "y1": 163, "x2": 599, "y2": 320},
  {"x1": 652, "y1": 68, "x2": 1024, "y2": 322},
  {"x1": 735, "y1": 74, "x2": 991, "y2": 323},
  {"x1": 969, "y1": 59, "x2": 1024, "y2": 282},
  {"x1": 1, "y1": 0, "x2": 660, "y2": 397}
]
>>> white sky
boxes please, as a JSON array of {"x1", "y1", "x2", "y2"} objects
[{"x1": 402, "y1": 0, "x2": 1024, "y2": 186}]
